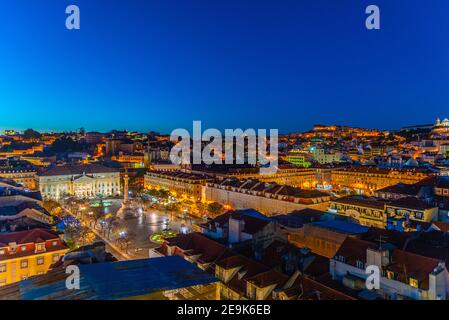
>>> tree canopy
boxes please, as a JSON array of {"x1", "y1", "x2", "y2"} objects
[{"x1": 23, "y1": 129, "x2": 41, "y2": 140}]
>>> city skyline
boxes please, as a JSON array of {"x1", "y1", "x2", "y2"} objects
[
  {"x1": 0, "y1": 116, "x2": 445, "y2": 136},
  {"x1": 2, "y1": 0, "x2": 449, "y2": 133}
]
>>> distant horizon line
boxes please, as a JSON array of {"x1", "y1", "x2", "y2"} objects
[{"x1": 0, "y1": 120, "x2": 437, "y2": 137}]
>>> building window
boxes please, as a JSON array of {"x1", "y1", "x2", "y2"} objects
[
  {"x1": 247, "y1": 285, "x2": 257, "y2": 300},
  {"x1": 356, "y1": 260, "x2": 364, "y2": 269},
  {"x1": 36, "y1": 256, "x2": 45, "y2": 265},
  {"x1": 0, "y1": 249, "x2": 5, "y2": 255},
  {"x1": 0, "y1": 279, "x2": 6, "y2": 287},
  {"x1": 36, "y1": 243, "x2": 45, "y2": 252},
  {"x1": 0, "y1": 264, "x2": 6, "y2": 273},
  {"x1": 52, "y1": 240, "x2": 58, "y2": 247},
  {"x1": 409, "y1": 277, "x2": 419, "y2": 288},
  {"x1": 386, "y1": 271, "x2": 395, "y2": 280},
  {"x1": 52, "y1": 254, "x2": 59, "y2": 263},
  {"x1": 20, "y1": 259, "x2": 28, "y2": 269},
  {"x1": 21, "y1": 246, "x2": 27, "y2": 252}
]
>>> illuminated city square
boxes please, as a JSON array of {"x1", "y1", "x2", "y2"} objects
[{"x1": 1, "y1": 1, "x2": 449, "y2": 312}]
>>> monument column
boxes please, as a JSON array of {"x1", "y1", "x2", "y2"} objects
[{"x1": 123, "y1": 173, "x2": 129, "y2": 205}]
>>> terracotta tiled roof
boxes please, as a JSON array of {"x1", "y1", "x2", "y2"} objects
[
  {"x1": 0, "y1": 228, "x2": 60, "y2": 245},
  {"x1": 0, "y1": 228, "x2": 67, "y2": 261},
  {"x1": 388, "y1": 196, "x2": 436, "y2": 210},
  {"x1": 246, "y1": 269, "x2": 289, "y2": 288},
  {"x1": 432, "y1": 221, "x2": 449, "y2": 232},
  {"x1": 375, "y1": 183, "x2": 422, "y2": 196},
  {"x1": 215, "y1": 255, "x2": 250, "y2": 270},
  {"x1": 165, "y1": 233, "x2": 234, "y2": 266},
  {"x1": 230, "y1": 212, "x2": 271, "y2": 235},
  {"x1": 386, "y1": 250, "x2": 441, "y2": 290},
  {"x1": 435, "y1": 178, "x2": 449, "y2": 189},
  {"x1": 39, "y1": 164, "x2": 119, "y2": 177},
  {"x1": 225, "y1": 258, "x2": 269, "y2": 294},
  {"x1": 360, "y1": 228, "x2": 410, "y2": 248},
  {"x1": 280, "y1": 275, "x2": 356, "y2": 300},
  {"x1": 334, "y1": 237, "x2": 376, "y2": 265},
  {"x1": 333, "y1": 166, "x2": 432, "y2": 175},
  {"x1": 203, "y1": 210, "x2": 272, "y2": 235},
  {"x1": 332, "y1": 196, "x2": 386, "y2": 210}
]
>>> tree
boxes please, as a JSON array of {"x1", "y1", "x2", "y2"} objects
[
  {"x1": 194, "y1": 201, "x2": 207, "y2": 217},
  {"x1": 64, "y1": 225, "x2": 95, "y2": 248},
  {"x1": 23, "y1": 129, "x2": 41, "y2": 141},
  {"x1": 166, "y1": 202, "x2": 180, "y2": 212},
  {"x1": 43, "y1": 200, "x2": 63, "y2": 216},
  {"x1": 92, "y1": 208, "x2": 104, "y2": 228},
  {"x1": 50, "y1": 136, "x2": 84, "y2": 152},
  {"x1": 147, "y1": 188, "x2": 170, "y2": 199},
  {"x1": 106, "y1": 218, "x2": 120, "y2": 239},
  {"x1": 116, "y1": 230, "x2": 136, "y2": 253},
  {"x1": 207, "y1": 202, "x2": 224, "y2": 217}
]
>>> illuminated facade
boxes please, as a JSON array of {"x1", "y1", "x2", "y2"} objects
[
  {"x1": 38, "y1": 164, "x2": 121, "y2": 200},
  {"x1": 0, "y1": 229, "x2": 69, "y2": 286},
  {"x1": 311, "y1": 148, "x2": 342, "y2": 164},
  {"x1": 224, "y1": 167, "x2": 318, "y2": 189},
  {"x1": 0, "y1": 160, "x2": 37, "y2": 189},
  {"x1": 111, "y1": 154, "x2": 145, "y2": 168},
  {"x1": 432, "y1": 117, "x2": 449, "y2": 138},
  {"x1": 203, "y1": 178, "x2": 330, "y2": 215},
  {"x1": 285, "y1": 152, "x2": 311, "y2": 168},
  {"x1": 329, "y1": 196, "x2": 387, "y2": 228},
  {"x1": 0, "y1": 169, "x2": 36, "y2": 190},
  {"x1": 330, "y1": 167, "x2": 432, "y2": 195},
  {"x1": 329, "y1": 196, "x2": 438, "y2": 229},
  {"x1": 144, "y1": 170, "x2": 210, "y2": 200}
]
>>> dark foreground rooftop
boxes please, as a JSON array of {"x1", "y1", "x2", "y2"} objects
[{"x1": 0, "y1": 256, "x2": 218, "y2": 300}]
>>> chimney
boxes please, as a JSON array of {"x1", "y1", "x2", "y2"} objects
[
  {"x1": 228, "y1": 214, "x2": 244, "y2": 244},
  {"x1": 366, "y1": 247, "x2": 390, "y2": 269},
  {"x1": 429, "y1": 261, "x2": 447, "y2": 300}
]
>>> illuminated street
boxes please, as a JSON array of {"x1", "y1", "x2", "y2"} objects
[{"x1": 89, "y1": 199, "x2": 202, "y2": 260}]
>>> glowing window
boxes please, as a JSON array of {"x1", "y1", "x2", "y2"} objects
[{"x1": 409, "y1": 277, "x2": 419, "y2": 288}]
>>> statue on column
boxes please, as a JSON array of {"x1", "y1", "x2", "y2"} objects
[
  {"x1": 118, "y1": 168, "x2": 136, "y2": 219},
  {"x1": 123, "y1": 171, "x2": 129, "y2": 208}
]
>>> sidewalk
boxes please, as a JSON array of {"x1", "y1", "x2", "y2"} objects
[
  {"x1": 63, "y1": 206, "x2": 133, "y2": 260},
  {"x1": 89, "y1": 226, "x2": 133, "y2": 260}
]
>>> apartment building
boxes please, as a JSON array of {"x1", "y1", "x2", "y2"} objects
[
  {"x1": 144, "y1": 170, "x2": 210, "y2": 201},
  {"x1": 330, "y1": 237, "x2": 449, "y2": 300},
  {"x1": 203, "y1": 178, "x2": 331, "y2": 215},
  {"x1": 0, "y1": 228, "x2": 69, "y2": 286},
  {"x1": 330, "y1": 166, "x2": 433, "y2": 195}
]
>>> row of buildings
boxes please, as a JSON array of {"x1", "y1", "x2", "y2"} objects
[
  {"x1": 149, "y1": 206, "x2": 449, "y2": 300},
  {"x1": 0, "y1": 178, "x2": 70, "y2": 286}
]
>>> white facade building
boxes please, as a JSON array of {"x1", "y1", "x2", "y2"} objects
[{"x1": 37, "y1": 164, "x2": 121, "y2": 200}]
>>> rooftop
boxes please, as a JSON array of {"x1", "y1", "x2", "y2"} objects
[
  {"x1": 387, "y1": 196, "x2": 436, "y2": 210},
  {"x1": 311, "y1": 220, "x2": 369, "y2": 235},
  {"x1": 39, "y1": 164, "x2": 119, "y2": 177},
  {"x1": 331, "y1": 196, "x2": 387, "y2": 210},
  {"x1": 0, "y1": 256, "x2": 219, "y2": 300}
]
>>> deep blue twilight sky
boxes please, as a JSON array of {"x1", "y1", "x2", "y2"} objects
[{"x1": 1, "y1": 0, "x2": 448, "y2": 134}]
